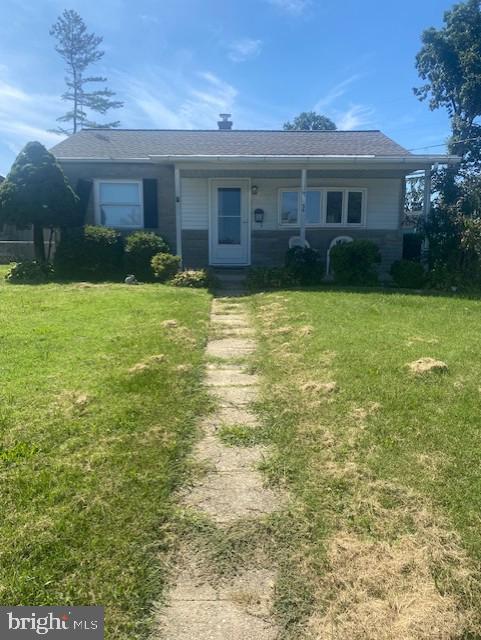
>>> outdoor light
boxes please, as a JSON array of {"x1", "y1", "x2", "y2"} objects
[
  {"x1": 254, "y1": 208, "x2": 264, "y2": 224},
  {"x1": 251, "y1": 184, "x2": 259, "y2": 195}
]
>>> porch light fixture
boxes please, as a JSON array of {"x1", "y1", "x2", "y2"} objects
[
  {"x1": 254, "y1": 208, "x2": 264, "y2": 225},
  {"x1": 251, "y1": 184, "x2": 259, "y2": 195}
]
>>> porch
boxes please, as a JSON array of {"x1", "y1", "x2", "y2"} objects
[{"x1": 174, "y1": 163, "x2": 425, "y2": 273}]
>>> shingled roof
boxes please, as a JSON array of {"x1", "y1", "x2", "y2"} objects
[{"x1": 50, "y1": 129, "x2": 412, "y2": 159}]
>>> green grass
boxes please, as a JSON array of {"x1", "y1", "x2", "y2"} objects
[
  {"x1": 5, "y1": 271, "x2": 481, "y2": 638},
  {"x1": 249, "y1": 288, "x2": 481, "y2": 637},
  {"x1": 0, "y1": 269, "x2": 211, "y2": 639}
]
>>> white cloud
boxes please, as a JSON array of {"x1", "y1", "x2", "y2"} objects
[
  {"x1": 311, "y1": 75, "x2": 374, "y2": 130},
  {"x1": 139, "y1": 14, "x2": 160, "y2": 25},
  {"x1": 267, "y1": 0, "x2": 310, "y2": 15},
  {"x1": 117, "y1": 67, "x2": 238, "y2": 130},
  {"x1": 0, "y1": 72, "x2": 65, "y2": 173},
  {"x1": 336, "y1": 104, "x2": 374, "y2": 130},
  {"x1": 314, "y1": 74, "x2": 362, "y2": 111},
  {"x1": 228, "y1": 38, "x2": 263, "y2": 63}
]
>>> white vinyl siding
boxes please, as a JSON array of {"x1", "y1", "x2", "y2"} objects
[
  {"x1": 181, "y1": 176, "x2": 401, "y2": 231},
  {"x1": 181, "y1": 178, "x2": 209, "y2": 229}
]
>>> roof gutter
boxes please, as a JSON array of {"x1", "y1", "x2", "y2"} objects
[
  {"x1": 148, "y1": 154, "x2": 461, "y2": 165},
  {"x1": 56, "y1": 157, "x2": 151, "y2": 163},
  {"x1": 55, "y1": 154, "x2": 461, "y2": 165}
]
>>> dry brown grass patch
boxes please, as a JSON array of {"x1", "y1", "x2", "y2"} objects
[
  {"x1": 407, "y1": 357, "x2": 448, "y2": 375},
  {"x1": 299, "y1": 325, "x2": 314, "y2": 337},
  {"x1": 161, "y1": 319, "x2": 178, "y2": 329},
  {"x1": 274, "y1": 326, "x2": 292, "y2": 335},
  {"x1": 128, "y1": 354, "x2": 165, "y2": 374},
  {"x1": 55, "y1": 390, "x2": 91, "y2": 414},
  {"x1": 415, "y1": 452, "x2": 449, "y2": 478},
  {"x1": 175, "y1": 363, "x2": 193, "y2": 374},
  {"x1": 350, "y1": 401, "x2": 381, "y2": 424},
  {"x1": 321, "y1": 460, "x2": 361, "y2": 480},
  {"x1": 307, "y1": 531, "x2": 470, "y2": 640},
  {"x1": 301, "y1": 381, "x2": 338, "y2": 395},
  {"x1": 406, "y1": 335, "x2": 440, "y2": 347}
]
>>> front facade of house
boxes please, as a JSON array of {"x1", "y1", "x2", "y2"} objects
[{"x1": 50, "y1": 122, "x2": 458, "y2": 276}]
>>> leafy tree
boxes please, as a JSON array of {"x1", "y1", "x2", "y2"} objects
[
  {"x1": 283, "y1": 111, "x2": 337, "y2": 131},
  {"x1": 0, "y1": 142, "x2": 79, "y2": 262},
  {"x1": 405, "y1": 175, "x2": 424, "y2": 213},
  {"x1": 424, "y1": 201, "x2": 481, "y2": 288},
  {"x1": 50, "y1": 9, "x2": 123, "y2": 134},
  {"x1": 414, "y1": 0, "x2": 481, "y2": 200}
]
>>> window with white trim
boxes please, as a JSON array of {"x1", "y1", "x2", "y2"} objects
[
  {"x1": 96, "y1": 180, "x2": 143, "y2": 228},
  {"x1": 278, "y1": 188, "x2": 366, "y2": 227},
  {"x1": 347, "y1": 191, "x2": 363, "y2": 224},
  {"x1": 280, "y1": 190, "x2": 299, "y2": 225},
  {"x1": 325, "y1": 190, "x2": 343, "y2": 224},
  {"x1": 305, "y1": 191, "x2": 322, "y2": 224}
]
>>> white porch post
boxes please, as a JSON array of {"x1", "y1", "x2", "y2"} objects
[
  {"x1": 423, "y1": 166, "x2": 431, "y2": 222},
  {"x1": 300, "y1": 168, "x2": 307, "y2": 246},
  {"x1": 174, "y1": 165, "x2": 183, "y2": 267}
]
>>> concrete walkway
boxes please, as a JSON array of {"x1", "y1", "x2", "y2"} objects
[{"x1": 157, "y1": 295, "x2": 279, "y2": 640}]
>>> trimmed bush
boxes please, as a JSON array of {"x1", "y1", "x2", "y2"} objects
[
  {"x1": 285, "y1": 246, "x2": 324, "y2": 285},
  {"x1": 54, "y1": 225, "x2": 124, "y2": 280},
  {"x1": 170, "y1": 269, "x2": 212, "y2": 288},
  {"x1": 330, "y1": 239, "x2": 381, "y2": 285},
  {"x1": 5, "y1": 260, "x2": 53, "y2": 284},
  {"x1": 246, "y1": 266, "x2": 299, "y2": 290},
  {"x1": 151, "y1": 252, "x2": 181, "y2": 282},
  {"x1": 125, "y1": 231, "x2": 169, "y2": 281},
  {"x1": 390, "y1": 260, "x2": 426, "y2": 289}
]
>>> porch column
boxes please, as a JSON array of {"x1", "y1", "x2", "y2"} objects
[
  {"x1": 174, "y1": 165, "x2": 183, "y2": 266},
  {"x1": 423, "y1": 166, "x2": 431, "y2": 221},
  {"x1": 300, "y1": 168, "x2": 307, "y2": 246}
]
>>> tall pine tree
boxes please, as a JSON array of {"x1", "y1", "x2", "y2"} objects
[{"x1": 50, "y1": 9, "x2": 123, "y2": 134}]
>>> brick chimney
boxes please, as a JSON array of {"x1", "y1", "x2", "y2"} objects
[{"x1": 217, "y1": 113, "x2": 233, "y2": 130}]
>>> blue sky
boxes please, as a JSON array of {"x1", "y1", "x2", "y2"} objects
[{"x1": 0, "y1": 0, "x2": 455, "y2": 174}]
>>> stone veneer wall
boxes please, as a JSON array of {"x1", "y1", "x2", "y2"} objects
[{"x1": 182, "y1": 228, "x2": 403, "y2": 278}]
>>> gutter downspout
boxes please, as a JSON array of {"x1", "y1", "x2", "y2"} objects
[
  {"x1": 174, "y1": 165, "x2": 182, "y2": 267},
  {"x1": 300, "y1": 168, "x2": 307, "y2": 246}
]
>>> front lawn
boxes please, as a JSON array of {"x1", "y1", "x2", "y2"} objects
[
  {"x1": 250, "y1": 289, "x2": 481, "y2": 638},
  {"x1": 0, "y1": 271, "x2": 211, "y2": 638}
]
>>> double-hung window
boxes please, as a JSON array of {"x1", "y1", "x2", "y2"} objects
[
  {"x1": 324, "y1": 189, "x2": 365, "y2": 226},
  {"x1": 279, "y1": 190, "x2": 299, "y2": 225},
  {"x1": 325, "y1": 190, "x2": 343, "y2": 224},
  {"x1": 95, "y1": 180, "x2": 143, "y2": 228},
  {"x1": 279, "y1": 189, "x2": 323, "y2": 226},
  {"x1": 305, "y1": 191, "x2": 322, "y2": 224},
  {"x1": 279, "y1": 187, "x2": 366, "y2": 227}
]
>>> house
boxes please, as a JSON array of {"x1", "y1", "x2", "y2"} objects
[{"x1": 50, "y1": 115, "x2": 459, "y2": 276}]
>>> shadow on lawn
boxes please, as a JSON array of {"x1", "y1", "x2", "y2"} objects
[{"x1": 248, "y1": 283, "x2": 481, "y2": 302}]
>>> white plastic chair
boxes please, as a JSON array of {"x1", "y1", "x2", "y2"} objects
[
  {"x1": 326, "y1": 236, "x2": 353, "y2": 277},
  {"x1": 288, "y1": 236, "x2": 311, "y2": 249}
]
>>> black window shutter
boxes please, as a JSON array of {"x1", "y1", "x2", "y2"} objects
[
  {"x1": 143, "y1": 179, "x2": 158, "y2": 228},
  {"x1": 75, "y1": 179, "x2": 93, "y2": 226}
]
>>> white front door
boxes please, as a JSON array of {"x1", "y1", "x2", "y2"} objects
[{"x1": 210, "y1": 180, "x2": 250, "y2": 265}]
